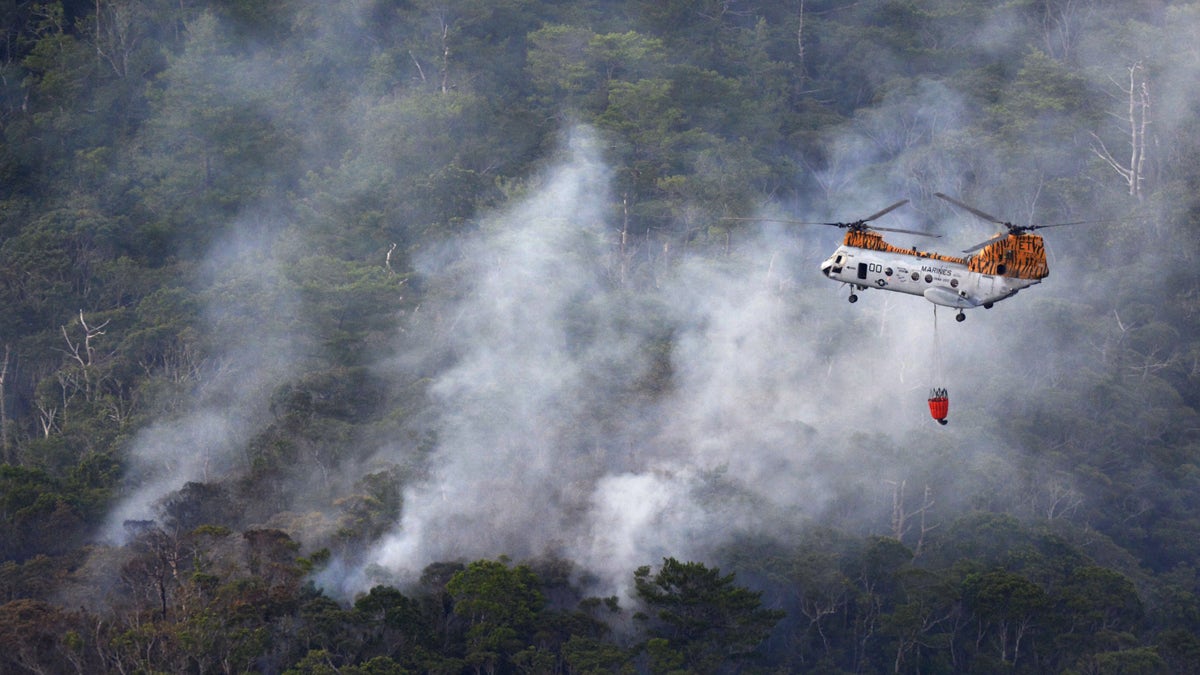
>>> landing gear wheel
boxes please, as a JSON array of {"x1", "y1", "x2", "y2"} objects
[
  {"x1": 955, "y1": 311, "x2": 966, "y2": 322},
  {"x1": 983, "y1": 302, "x2": 994, "y2": 309},
  {"x1": 848, "y1": 293, "x2": 858, "y2": 303}
]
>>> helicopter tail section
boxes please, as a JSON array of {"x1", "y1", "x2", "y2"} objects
[{"x1": 966, "y1": 234, "x2": 1049, "y2": 280}]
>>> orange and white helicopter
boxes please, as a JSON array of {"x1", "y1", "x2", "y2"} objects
[{"x1": 812, "y1": 193, "x2": 1081, "y2": 321}]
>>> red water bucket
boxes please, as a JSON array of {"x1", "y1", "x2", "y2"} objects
[{"x1": 928, "y1": 388, "x2": 949, "y2": 425}]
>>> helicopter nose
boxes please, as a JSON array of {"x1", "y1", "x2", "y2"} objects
[{"x1": 820, "y1": 258, "x2": 834, "y2": 277}]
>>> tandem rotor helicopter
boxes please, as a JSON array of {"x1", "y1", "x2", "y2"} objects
[
  {"x1": 732, "y1": 192, "x2": 1101, "y2": 424},
  {"x1": 792, "y1": 193, "x2": 1088, "y2": 322},
  {"x1": 724, "y1": 192, "x2": 1099, "y2": 420}
]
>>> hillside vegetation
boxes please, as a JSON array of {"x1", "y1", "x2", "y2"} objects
[{"x1": 2, "y1": 1, "x2": 1200, "y2": 673}]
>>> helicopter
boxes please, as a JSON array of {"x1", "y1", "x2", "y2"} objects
[{"x1": 808, "y1": 193, "x2": 1084, "y2": 321}]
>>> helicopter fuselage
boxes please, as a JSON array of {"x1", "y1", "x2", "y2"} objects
[{"x1": 819, "y1": 230, "x2": 1048, "y2": 312}]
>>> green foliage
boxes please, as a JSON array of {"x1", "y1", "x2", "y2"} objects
[
  {"x1": 0, "y1": 464, "x2": 92, "y2": 560},
  {"x1": 1, "y1": 1, "x2": 1199, "y2": 673},
  {"x1": 447, "y1": 558, "x2": 545, "y2": 670},
  {"x1": 283, "y1": 256, "x2": 405, "y2": 363},
  {"x1": 133, "y1": 11, "x2": 304, "y2": 247},
  {"x1": 562, "y1": 634, "x2": 635, "y2": 674},
  {"x1": 634, "y1": 557, "x2": 784, "y2": 671},
  {"x1": 962, "y1": 569, "x2": 1047, "y2": 666}
]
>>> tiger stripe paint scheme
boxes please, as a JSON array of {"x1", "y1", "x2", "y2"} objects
[{"x1": 820, "y1": 229, "x2": 1047, "y2": 314}]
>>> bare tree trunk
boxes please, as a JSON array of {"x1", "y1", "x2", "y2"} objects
[
  {"x1": 1040, "y1": 0, "x2": 1096, "y2": 61},
  {"x1": 889, "y1": 480, "x2": 937, "y2": 555},
  {"x1": 914, "y1": 484, "x2": 937, "y2": 558},
  {"x1": 1090, "y1": 63, "x2": 1151, "y2": 200},
  {"x1": 796, "y1": 0, "x2": 806, "y2": 88},
  {"x1": 438, "y1": 12, "x2": 450, "y2": 94},
  {"x1": 0, "y1": 345, "x2": 9, "y2": 462},
  {"x1": 409, "y1": 50, "x2": 427, "y2": 84},
  {"x1": 889, "y1": 479, "x2": 908, "y2": 540},
  {"x1": 620, "y1": 193, "x2": 630, "y2": 286}
]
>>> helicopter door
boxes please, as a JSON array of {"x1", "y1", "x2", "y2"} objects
[{"x1": 857, "y1": 263, "x2": 869, "y2": 280}]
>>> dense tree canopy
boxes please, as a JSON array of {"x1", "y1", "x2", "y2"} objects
[{"x1": 2, "y1": 0, "x2": 1200, "y2": 672}]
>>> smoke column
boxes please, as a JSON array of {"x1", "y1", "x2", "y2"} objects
[
  {"x1": 102, "y1": 227, "x2": 299, "y2": 542},
  {"x1": 348, "y1": 125, "x2": 969, "y2": 597}
]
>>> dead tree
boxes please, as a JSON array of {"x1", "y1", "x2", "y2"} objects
[
  {"x1": 1090, "y1": 63, "x2": 1151, "y2": 200},
  {"x1": 888, "y1": 480, "x2": 937, "y2": 557},
  {"x1": 0, "y1": 345, "x2": 9, "y2": 461},
  {"x1": 61, "y1": 310, "x2": 110, "y2": 370}
]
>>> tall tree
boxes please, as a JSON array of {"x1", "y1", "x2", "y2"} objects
[
  {"x1": 634, "y1": 557, "x2": 784, "y2": 672},
  {"x1": 446, "y1": 558, "x2": 544, "y2": 674}
]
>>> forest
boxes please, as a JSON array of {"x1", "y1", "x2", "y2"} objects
[{"x1": 2, "y1": 0, "x2": 1200, "y2": 672}]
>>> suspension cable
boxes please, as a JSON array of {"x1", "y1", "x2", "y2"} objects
[{"x1": 932, "y1": 305, "x2": 943, "y2": 385}]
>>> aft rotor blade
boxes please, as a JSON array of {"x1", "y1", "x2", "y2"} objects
[
  {"x1": 1026, "y1": 219, "x2": 1109, "y2": 231},
  {"x1": 871, "y1": 225, "x2": 941, "y2": 238},
  {"x1": 962, "y1": 233, "x2": 1008, "y2": 253},
  {"x1": 935, "y1": 193, "x2": 1006, "y2": 225},
  {"x1": 864, "y1": 199, "x2": 910, "y2": 222}
]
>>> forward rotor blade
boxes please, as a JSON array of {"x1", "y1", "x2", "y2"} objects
[
  {"x1": 721, "y1": 217, "x2": 838, "y2": 226},
  {"x1": 721, "y1": 217, "x2": 938, "y2": 237},
  {"x1": 723, "y1": 199, "x2": 915, "y2": 230},
  {"x1": 864, "y1": 199, "x2": 910, "y2": 222},
  {"x1": 935, "y1": 193, "x2": 1006, "y2": 225}
]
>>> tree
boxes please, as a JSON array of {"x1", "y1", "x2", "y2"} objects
[
  {"x1": 1090, "y1": 63, "x2": 1151, "y2": 199},
  {"x1": 1053, "y1": 565, "x2": 1144, "y2": 654},
  {"x1": 0, "y1": 599, "x2": 95, "y2": 674},
  {"x1": 783, "y1": 548, "x2": 850, "y2": 665},
  {"x1": 0, "y1": 344, "x2": 10, "y2": 461},
  {"x1": 446, "y1": 558, "x2": 544, "y2": 674},
  {"x1": 962, "y1": 569, "x2": 1047, "y2": 669},
  {"x1": 634, "y1": 557, "x2": 784, "y2": 672},
  {"x1": 882, "y1": 567, "x2": 958, "y2": 674},
  {"x1": 844, "y1": 536, "x2": 915, "y2": 671},
  {"x1": 562, "y1": 634, "x2": 634, "y2": 675},
  {"x1": 352, "y1": 585, "x2": 436, "y2": 667},
  {"x1": 283, "y1": 256, "x2": 406, "y2": 365},
  {"x1": 133, "y1": 11, "x2": 301, "y2": 248},
  {"x1": 17, "y1": 2, "x2": 96, "y2": 172}
]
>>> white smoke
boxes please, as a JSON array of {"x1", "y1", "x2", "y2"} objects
[
  {"x1": 101, "y1": 226, "x2": 300, "y2": 542},
  {"x1": 349, "y1": 125, "x2": 973, "y2": 597},
  {"x1": 94, "y1": 1, "x2": 1200, "y2": 599}
]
